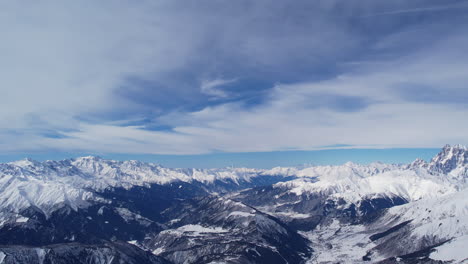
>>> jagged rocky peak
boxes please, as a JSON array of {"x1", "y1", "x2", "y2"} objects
[
  {"x1": 408, "y1": 158, "x2": 427, "y2": 168},
  {"x1": 428, "y1": 144, "x2": 468, "y2": 173}
]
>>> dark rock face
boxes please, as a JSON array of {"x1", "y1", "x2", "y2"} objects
[
  {"x1": 369, "y1": 220, "x2": 412, "y2": 241},
  {"x1": 0, "y1": 242, "x2": 170, "y2": 264},
  {"x1": 0, "y1": 183, "x2": 313, "y2": 264},
  {"x1": 0, "y1": 203, "x2": 162, "y2": 245},
  {"x1": 96, "y1": 182, "x2": 210, "y2": 222},
  {"x1": 0, "y1": 182, "x2": 212, "y2": 246},
  {"x1": 144, "y1": 196, "x2": 313, "y2": 264},
  {"x1": 233, "y1": 185, "x2": 408, "y2": 231}
]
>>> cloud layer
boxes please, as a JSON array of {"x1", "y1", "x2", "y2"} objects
[{"x1": 1, "y1": 0, "x2": 468, "y2": 155}]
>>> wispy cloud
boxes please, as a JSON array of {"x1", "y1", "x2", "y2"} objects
[
  {"x1": 1, "y1": 0, "x2": 468, "y2": 155},
  {"x1": 200, "y1": 78, "x2": 238, "y2": 98},
  {"x1": 363, "y1": 2, "x2": 468, "y2": 17}
]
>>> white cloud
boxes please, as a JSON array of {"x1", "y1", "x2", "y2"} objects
[
  {"x1": 0, "y1": 1, "x2": 202, "y2": 130},
  {"x1": 16, "y1": 35, "x2": 468, "y2": 155},
  {"x1": 1, "y1": 1, "x2": 467, "y2": 155}
]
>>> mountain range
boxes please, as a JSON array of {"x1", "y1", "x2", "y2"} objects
[{"x1": 0, "y1": 144, "x2": 466, "y2": 263}]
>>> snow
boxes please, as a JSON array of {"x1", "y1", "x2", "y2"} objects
[
  {"x1": 273, "y1": 212, "x2": 311, "y2": 219},
  {"x1": 15, "y1": 216, "x2": 29, "y2": 223},
  {"x1": 275, "y1": 169, "x2": 457, "y2": 204},
  {"x1": 152, "y1": 247, "x2": 165, "y2": 255},
  {"x1": 97, "y1": 206, "x2": 105, "y2": 215},
  {"x1": 168, "y1": 218, "x2": 181, "y2": 225},
  {"x1": 300, "y1": 187, "x2": 468, "y2": 264},
  {"x1": 159, "y1": 224, "x2": 230, "y2": 237},
  {"x1": 264, "y1": 161, "x2": 399, "y2": 179},
  {"x1": 0, "y1": 145, "x2": 465, "y2": 263},
  {"x1": 0, "y1": 144, "x2": 467, "y2": 233},
  {"x1": 35, "y1": 248, "x2": 47, "y2": 264},
  {"x1": 127, "y1": 240, "x2": 138, "y2": 245},
  {"x1": 177, "y1": 224, "x2": 229, "y2": 234},
  {"x1": 380, "y1": 188, "x2": 468, "y2": 241},
  {"x1": 430, "y1": 235, "x2": 468, "y2": 263},
  {"x1": 0, "y1": 156, "x2": 273, "y2": 223},
  {"x1": 228, "y1": 211, "x2": 254, "y2": 218},
  {"x1": 115, "y1": 207, "x2": 152, "y2": 226},
  {"x1": 303, "y1": 219, "x2": 383, "y2": 263},
  {"x1": 0, "y1": 150, "x2": 413, "y2": 217}
]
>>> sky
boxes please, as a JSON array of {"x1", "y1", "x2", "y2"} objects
[{"x1": 1, "y1": 1, "x2": 468, "y2": 167}]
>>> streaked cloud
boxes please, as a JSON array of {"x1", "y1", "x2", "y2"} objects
[
  {"x1": 1, "y1": 0, "x2": 467, "y2": 156},
  {"x1": 363, "y1": 2, "x2": 468, "y2": 17}
]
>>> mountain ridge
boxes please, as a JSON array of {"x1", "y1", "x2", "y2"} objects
[{"x1": 0, "y1": 145, "x2": 467, "y2": 263}]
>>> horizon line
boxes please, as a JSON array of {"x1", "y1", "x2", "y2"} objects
[{"x1": 0, "y1": 146, "x2": 452, "y2": 169}]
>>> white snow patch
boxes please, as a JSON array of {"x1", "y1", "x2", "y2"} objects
[
  {"x1": 177, "y1": 224, "x2": 228, "y2": 234},
  {"x1": 380, "y1": 188, "x2": 468, "y2": 240},
  {"x1": 168, "y1": 218, "x2": 181, "y2": 225},
  {"x1": 97, "y1": 206, "x2": 105, "y2": 215},
  {"x1": 430, "y1": 235, "x2": 468, "y2": 263},
  {"x1": 16, "y1": 216, "x2": 29, "y2": 223},
  {"x1": 160, "y1": 224, "x2": 229, "y2": 237},
  {"x1": 127, "y1": 240, "x2": 138, "y2": 245},
  {"x1": 152, "y1": 247, "x2": 165, "y2": 255},
  {"x1": 228, "y1": 211, "x2": 254, "y2": 217},
  {"x1": 0, "y1": 251, "x2": 5, "y2": 264},
  {"x1": 36, "y1": 248, "x2": 47, "y2": 264},
  {"x1": 273, "y1": 212, "x2": 311, "y2": 219},
  {"x1": 277, "y1": 169, "x2": 457, "y2": 204}
]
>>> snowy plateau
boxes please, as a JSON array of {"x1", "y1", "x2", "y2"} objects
[{"x1": 0, "y1": 144, "x2": 466, "y2": 263}]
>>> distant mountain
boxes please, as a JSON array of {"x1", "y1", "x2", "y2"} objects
[
  {"x1": 0, "y1": 145, "x2": 466, "y2": 263},
  {"x1": 408, "y1": 144, "x2": 468, "y2": 183}
]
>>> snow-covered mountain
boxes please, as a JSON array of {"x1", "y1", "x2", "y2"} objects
[
  {"x1": 234, "y1": 145, "x2": 468, "y2": 263},
  {"x1": 0, "y1": 144, "x2": 467, "y2": 263},
  {"x1": 143, "y1": 196, "x2": 312, "y2": 263},
  {"x1": 409, "y1": 144, "x2": 468, "y2": 184},
  {"x1": 0, "y1": 156, "x2": 291, "y2": 219}
]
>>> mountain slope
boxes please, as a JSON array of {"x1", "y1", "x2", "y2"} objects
[
  {"x1": 143, "y1": 196, "x2": 312, "y2": 264},
  {"x1": 0, "y1": 145, "x2": 466, "y2": 263},
  {"x1": 0, "y1": 241, "x2": 171, "y2": 264}
]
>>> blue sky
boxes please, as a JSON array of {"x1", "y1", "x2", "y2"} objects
[
  {"x1": 0, "y1": 148, "x2": 441, "y2": 169},
  {"x1": 1, "y1": 1, "x2": 468, "y2": 167}
]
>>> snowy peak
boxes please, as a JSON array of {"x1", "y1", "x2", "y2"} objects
[
  {"x1": 409, "y1": 158, "x2": 427, "y2": 168},
  {"x1": 428, "y1": 144, "x2": 468, "y2": 174},
  {"x1": 407, "y1": 145, "x2": 468, "y2": 179},
  {"x1": 273, "y1": 169, "x2": 457, "y2": 203},
  {"x1": 8, "y1": 158, "x2": 40, "y2": 168}
]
